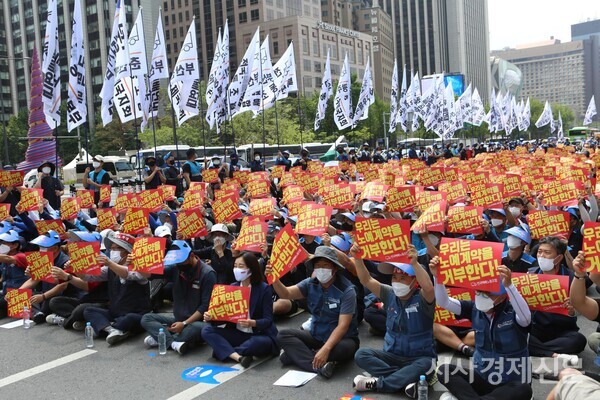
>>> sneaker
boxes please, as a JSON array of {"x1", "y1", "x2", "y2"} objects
[
  {"x1": 239, "y1": 355, "x2": 253, "y2": 368},
  {"x1": 353, "y1": 375, "x2": 377, "y2": 392},
  {"x1": 301, "y1": 317, "x2": 312, "y2": 331},
  {"x1": 171, "y1": 341, "x2": 190, "y2": 355},
  {"x1": 440, "y1": 393, "x2": 458, "y2": 400},
  {"x1": 556, "y1": 354, "x2": 579, "y2": 366},
  {"x1": 279, "y1": 350, "x2": 292, "y2": 365},
  {"x1": 46, "y1": 314, "x2": 65, "y2": 326},
  {"x1": 405, "y1": 382, "x2": 418, "y2": 399},
  {"x1": 144, "y1": 335, "x2": 159, "y2": 347},
  {"x1": 317, "y1": 362, "x2": 335, "y2": 379},
  {"x1": 72, "y1": 321, "x2": 86, "y2": 331},
  {"x1": 33, "y1": 312, "x2": 46, "y2": 324},
  {"x1": 106, "y1": 329, "x2": 130, "y2": 345}
]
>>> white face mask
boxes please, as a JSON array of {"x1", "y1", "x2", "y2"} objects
[
  {"x1": 475, "y1": 292, "x2": 496, "y2": 312},
  {"x1": 314, "y1": 268, "x2": 333, "y2": 283},
  {"x1": 0, "y1": 244, "x2": 10, "y2": 254},
  {"x1": 491, "y1": 218, "x2": 504, "y2": 228},
  {"x1": 110, "y1": 250, "x2": 123, "y2": 263},
  {"x1": 163, "y1": 223, "x2": 173, "y2": 232},
  {"x1": 42, "y1": 167, "x2": 51, "y2": 174},
  {"x1": 92, "y1": 162, "x2": 101, "y2": 169},
  {"x1": 392, "y1": 281, "x2": 413, "y2": 297},
  {"x1": 506, "y1": 235, "x2": 523, "y2": 249},
  {"x1": 427, "y1": 234, "x2": 440, "y2": 247},
  {"x1": 538, "y1": 256, "x2": 557, "y2": 272},
  {"x1": 213, "y1": 236, "x2": 226, "y2": 247},
  {"x1": 255, "y1": 156, "x2": 261, "y2": 161},
  {"x1": 508, "y1": 207, "x2": 521, "y2": 218},
  {"x1": 213, "y1": 159, "x2": 221, "y2": 166},
  {"x1": 233, "y1": 267, "x2": 252, "y2": 282}
]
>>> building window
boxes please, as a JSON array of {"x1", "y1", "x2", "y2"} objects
[
  {"x1": 238, "y1": 0, "x2": 246, "y2": 7},
  {"x1": 251, "y1": 9, "x2": 259, "y2": 21},
  {"x1": 273, "y1": 41, "x2": 279, "y2": 55},
  {"x1": 239, "y1": 12, "x2": 247, "y2": 23},
  {"x1": 250, "y1": 0, "x2": 258, "y2": 4}
]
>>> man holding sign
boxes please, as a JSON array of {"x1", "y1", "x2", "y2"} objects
[
  {"x1": 0, "y1": 230, "x2": 27, "y2": 318},
  {"x1": 431, "y1": 257, "x2": 533, "y2": 400}
]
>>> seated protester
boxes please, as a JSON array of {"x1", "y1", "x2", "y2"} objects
[
  {"x1": 432, "y1": 257, "x2": 533, "y2": 400},
  {"x1": 83, "y1": 232, "x2": 151, "y2": 345},
  {"x1": 547, "y1": 368, "x2": 600, "y2": 400},
  {"x1": 527, "y1": 236, "x2": 585, "y2": 365},
  {"x1": 193, "y1": 224, "x2": 234, "y2": 284},
  {"x1": 0, "y1": 230, "x2": 27, "y2": 318},
  {"x1": 228, "y1": 152, "x2": 241, "y2": 178},
  {"x1": 507, "y1": 196, "x2": 534, "y2": 227},
  {"x1": 202, "y1": 253, "x2": 279, "y2": 367},
  {"x1": 457, "y1": 217, "x2": 502, "y2": 243},
  {"x1": 0, "y1": 184, "x2": 21, "y2": 217},
  {"x1": 271, "y1": 246, "x2": 359, "y2": 379},
  {"x1": 182, "y1": 148, "x2": 203, "y2": 187},
  {"x1": 45, "y1": 231, "x2": 109, "y2": 330},
  {"x1": 274, "y1": 150, "x2": 292, "y2": 172},
  {"x1": 503, "y1": 227, "x2": 537, "y2": 273},
  {"x1": 82, "y1": 155, "x2": 111, "y2": 207},
  {"x1": 142, "y1": 241, "x2": 216, "y2": 355},
  {"x1": 143, "y1": 156, "x2": 166, "y2": 190},
  {"x1": 487, "y1": 208, "x2": 518, "y2": 249},
  {"x1": 292, "y1": 148, "x2": 311, "y2": 171},
  {"x1": 20, "y1": 230, "x2": 71, "y2": 324},
  {"x1": 566, "y1": 207, "x2": 584, "y2": 257},
  {"x1": 249, "y1": 152, "x2": 265, "y2": 172},
  {"x1": 328, "y1": 212, "x2": 355, "y2": 235},
  {"x1": 351, "y1": 244, "x2": 436, "y2": 397},
  {"x1": 34, "y1": 161, "x2": 64, "y2": 210}
]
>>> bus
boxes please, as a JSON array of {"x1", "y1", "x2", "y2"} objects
[
  {"x1": 568, "y1": 127, "x2": 599, "y2": 141},
  {"x1": 236, "y1": 141, "x2": 346, "y2": 168},
  {"x1": 129, "y1": 145, "x2": 239, "y2": 169}
]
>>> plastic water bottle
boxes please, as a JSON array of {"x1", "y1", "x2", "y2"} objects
[
  {"x1": 85, "y1": 322, "x2": 94, "y2": 348},
  {"x1": 158, "y1": 328, "x2": 167, "y2": 355},
  {"x1": 22, "y1": 306, "x2": 32, "y2": 329},
  {"x1": 417, "y1": 375, "x2": 428, "y2": 400}
]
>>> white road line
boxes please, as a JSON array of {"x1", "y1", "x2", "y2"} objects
[
  {"x1": 167, "y1": 357, "x2": 269, "y2": 400},
  {"x1": 0, "y1": 349, "x2": 97, "y2": 389},
  {"x1": 0, "y1": 320, "x2": 24, "y2": 329}
]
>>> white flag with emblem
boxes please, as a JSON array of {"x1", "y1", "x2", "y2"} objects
[
  {"x1": 352, "y1": 57, "x2": 374, "y2": 127},
  {"x1": 169, "y1": 18, "x2": 200, "y2": 122},
  {"x1": 100, "y1": 0, "x2": 125, "y2": 126},
  {"x1": 535, "y1": 101, "x2": 553, "y2": 130},
  {"x1": 238, "y1": 36, "x2": 273, "y2": 115},
  {"x1": 206, "y1": 20, "x2": 230, "y2": 132},
  {"x1": 229, "y1": 27, "x2": 259, "y2": 118},
  {"x1": 42, "y1": 0, "x2": 60, "y2": 128},
  {"x1": 458, "y1": 83, "x2": 472, "y2": 125},
  {"x1": 388, "y1": 60, "x2": 398, "y2": 133},
  {"x1": 471, "y1": 87, "x2": 485, "y2": 127},
  {"x1": 261, "y1": 41, "x2": 297, "y2": 112},
  {"x1": 519, "y1": 98, "x2": 531, "y2": 131},
  {"x1": 584, "y1": 95, "x2": 597, "y2": 125},
  {"x1": 333, "y1": 53, "x2": 352, "y2": 130},
  {"x1": 396, "y1": 65, "x2": 408, "y2": 131},
  {"x1": 408, "y1": 72, "x2": 421, "y2": 132},
  {"x1": 67, "y1": 0, "x2": 86, "y2": 132},
  {"x1": 314, "y1": 49, "x2": 332, "y2": 131}
]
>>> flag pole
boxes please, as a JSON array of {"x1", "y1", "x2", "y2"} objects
[
  {"x1": 260, "y1": 44, "x2": 266, "y2": 157},
  {"x1": 54, "y1": 123, "x2": 59, "y2": 178},
  {"x1": 274, "y1": 100, "x2": 280, "y2": 150},
  {"x1": 199, "y1": 80, "x2": 207, "y2": 161}
]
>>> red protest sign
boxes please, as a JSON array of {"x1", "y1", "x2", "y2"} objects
[
  {"x1": 527, "y1": 210, "x2": 571, "y2": 240},
  {"x1": 60, "y1": 197, "x2": 81, "y2": 220},
  {"x1": 221, "y1": 179, "x2": 241, "y2": 193},
  {"x1": 356, "y1": 161, "x2": 371, "y2": 174},
  {"x1": 246, "y1": 179, "x2": 270, "y2": 198},
  {"x1": 202, "y1": 168, "x2": 220, "y2": 184},
  {"x1": 0, "y1": 203, "x2": 10, "y2": 221},
  {"x1": 282, "y1": 185, "x2": 305, "y2": 205},
  {"x1": 418, "y1": 167, "x2": 446, "y2": 187},
  {"x1": 5, "y1": 288, "x2": 31, "y2": 318},
  {"x1": 266, "y1": 224, "x2": 308, "y2": 284},
  {"x1": 385, "y1": 186, "x2": 416, "y2": 212},
  {"x1": 67, "y1": 242, "x2": 102, "y2": 276},
  {"x1": 114, "y1": 193, "x2": 138, "y2": 213},
  {"x1": 270, "y1": 165, "x2": 285, "y2": 179},
  {"x1": 34, "y1": 219, "x2": 66, "y2": 237},
  {"x1": 411, "y1": 201, "x2": 447, "y2": 233},
  {"x1": 96, "y1": 208, "x2": 118, "y2": 231},
  {"x1": 279, "y1": 172, "x2": 296, "y2": 188},
  {"x1": 434, "y1": 287, "x2": 474, "y2": 328},
  {"x1": 438, "y1": 181, "x2": 469, "y2": 205},
  {"x1": 76, "y1": 190, "x2": 95, "y2": 209},
  {"x1": 360, "y1": 182, "x2": 389, "y2": 202},
  {"x1": 511, "y1": 273, "x2": 570, "y2": 316},
  {"x1": 438, "y1": 238, "x2": 503, "y2": 292},
  {"x1": 181, "y1": 189, "x2": 205, "y2": 211},
  {"x1": 249, "y1": 171, "x2": 269, "y2": 182},
  {"x1": 139, "y1": 189, "x2": 163, "y2": 212},
  {"x1": 233, "y1": 170, "x2": 250, "y2": 185},
  {"x1": 214, "y1": 189, "x2": 239, "y2": 201},
  {"x1": 208, "y1": 284, "x2": 250, "y2": 323},
  {"x1": 322, "y1": 183, "x2": 354, "y2": 209},
  {"x1": 501, "y1": 174, "x2": 523, "y2": 198},
  {"x1": 212, "y1": 192, "x2": 243, "y2": 223},
  {"x1": 235, "y1": 216, "x2": 268, "y2": 253},
  {"x1": 249, "y1": 198, "x2": 276, "y2": 219},
  {"x1": 447, "y1": 206, "x2": 483, "y2": 235},
  {"x1": 416, "y1": 190, "x2": 447, "y2": 211},
  {"x1": 26, "y1": 251, "x2": 55, "y2": 283},
  {"x1": 307, "y1": 161, "x2": 324, "y2": 174},
  {"x1": 0, "y1": 170, "x2": 24, "y2": 187},
  {"x1": 122, "y1": 207, "x2": 150, "y2": 235},
  {"x1": 177, "y1": 208, "x2": 208, "y2": 239},
  {"x1": 16, "y1": 188, "x2": 43, "y2": 213},
  {"x1": 99, "y1": 185, "x2": 112, "y2": 204},
  {"x1": 470, "y1": 183, "x2": 504, "y2": 209},
  {"x1": 159, "y1": 185, "x2": 177, "y2": 202},
  {"x1": 354, "y1": 217, "x2": 411, "y2": 262},
  {"x1": 295, "y1": 204, "x2": 333, "y2": 236},
  {"x1": 582, "y1": 222, "x2": 600, "y2": 272},
  {"x1": 130, "y1": 237, "x2": 166, "y2": 275},
  {"x1": 543, "y1": 180, "x2": 584, "y2": 207}
]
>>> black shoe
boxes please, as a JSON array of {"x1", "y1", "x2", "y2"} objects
[
  {"x1": 279, "y1": 351, "x2": 292, "y2": 365},
  {"x1": 461, "y1": 345, "x2": 475, "y2": 357},
  {"x1": 405, "y1": 381, "x2": 418, "y2": 399},
  {"x1": 239, "y1": 355, "x2": 253, "y2": 368},
  {"x1": 33, "y1": 312, "x2": 46, "y2": 324},
  {"x1": 318, "y1": 362, "x2": 335, "y2": 379}
]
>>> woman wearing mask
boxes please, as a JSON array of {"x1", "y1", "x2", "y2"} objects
[
  {"x1": 201, "y1": 252, "x2": 278, "y2": 368},
  {"x1": 249, "y1": 152, "x2": 265, "y2": 172},
  {"x1": 193, "y1": 224, "x2": 234, "y2": 284}
]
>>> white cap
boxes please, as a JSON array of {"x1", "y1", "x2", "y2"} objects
[
  {"x1": 155, "y1": 225, "x2": 172, "y2": 238},
  {"x1": 362, "y1": 201, "x2": 374, "y2": 212}
]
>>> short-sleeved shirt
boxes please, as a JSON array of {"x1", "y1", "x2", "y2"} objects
[{"x1": 297, "y1": 277, "x2": 356, "y2": 316}]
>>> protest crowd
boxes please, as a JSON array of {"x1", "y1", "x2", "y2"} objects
[{"x1": 4, "y1": 140, "x2": 600, "y2": 400}]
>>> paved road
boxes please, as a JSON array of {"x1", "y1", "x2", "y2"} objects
[{"x1": 1, "y1": 288, "x2": 599, "y2": 400}]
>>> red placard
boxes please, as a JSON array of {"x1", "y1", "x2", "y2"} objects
[
  {"x1": 99, "y1": 185, "x2": 112, "y2": 204},
  {"x1": 295, "y1": 204, "x2": 333, "y2": 236},
  {"x1": 139, "y1": 189, "x2": 163, "y2": 212},
  {"x1": 511, "y1": 273, "x2": 570, "y2": 316},
  {"x1": 67, "y1": 242, "x2": 102, "y2": 276},
  {"x1": 212, "y1": 192, "x2": 243, "y2": 223},
  {"x1": 60, "y1": 197, "x2": 82, "y2": 220},
  {"x1": 16, "y1": 188, "x2": 43, "y2": 213},
  {"x1": 34, "y1": 219, "x2": 66, "y2": 237},
  {"x1": 249, "y1": 171, "x2": 268, "y2": 182},
  {"x1": 543, "y1": 180, "x2": 584, "y2": 207},
  {"x1": 96, "y1": 208, "x2": 117, "y2": 231},
  {"x1": 437, "y1": 238, "x2": 504, "y2": 292},
  {"x1": 0, "y1": 170, "x2": 24, "y2": 187},
  {"x1": 248, "y1": 198, "x2": 276, "y2": 219},
  {"x1": 411, "y1": 201, "x2": 447, "y2": 233},
  {"x1": 386, "y1": 186, "x2": 416, "y2": 212},
  {"x1": 359, "y1": 182, "x2": 389, "y2": 202},
  {"x1": 5, "y1": 288, "x2": 31, "y2": 318},
  {"x1": 434, "y1": 287, "x2": 474, "y2": 327},
  {"x1": 354, "y1": 217, "x2": 411, "y2": 263},
  {"x1": 208, "y1": 284, "x2": 250, "y2": 323},
  {"x1": 181, "y1": 189, "x2": 205, "y2": 211},
  {"x1": 527, "y1": 210, "x2": 571, "y2": 240},
  {"x1": 418, "y1": 167, "x2": 446, "y2": 187},
  {"x1": 235, "y1": 216, "x2": 268, "y2": 253},
  {"x1": 322, "y1": 183, "x2": 354, "y2": 209},
  {"x1": 416, "y1": 190, "x2": 447, "y2": 211},
  {"x1": 159, "y1": 185, "x2": 177, "y2": 202},
  {"x1": 202, "y1": 168, "x2": 220, "y2": 184},
  {"x1": 582, "y1": 221, "x2": 600, "y2": 272},
  {"x1": 177, "y1": 208, "x2": 208, "y2": 239},
  {"x1": 0, "y1": 203, "x2": 10, "y2": 221},
  {"x1": 246, "y1": 179, "x2": 270, "y2": 198},
  {"x1": 114, "y1": 193, "x2": 138, "y2": 213},
  {"x1": 447, "y1": 206, "x2": 483, "y2": 235},
  {"x1": 26, "y1": 251, "x2": 55, "y2": 283},
  {"x1": 470, "y1": 183, "x2": 504, "y2": 209},
  {"x1": 501, "y1": 174, "x2": 523, "y2": 198},
  {"x1": 266, "y1": 224, "x2": 308, "y2": 284},
  {"x1": 270, "y1": 165, "x2": 285, "y2": 179},
  {"x1": 130, "y1": 237, "x2": 166, "y2": 275},
  {"x1": 282, "y1": 185, "x2": 305, "y2": 205},
  {"x1": 438, "y1": 181, "x2": 469, "y2": 205},
  {"x1": 76, "y1": 190, "x2": 95, "y2": 209},
  {"x1": 122, "y1": 207, "x2": 150, "y2": 235},
  {"x1": 233, "y1": 170, "x2": 250, "y2": 185}
]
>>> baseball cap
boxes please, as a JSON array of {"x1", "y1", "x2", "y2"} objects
[
  {"x1": 154, "y1": 225, "x2": 172, "y2": 238},
  {"x1": 67, "y1": 231, "x2": 102, "y2": 243},
  {"x1": 377, "y1": 262, "x2": 415, "y2": 276},
  {"x1": 31, "y1": 230, "x2": 62, "y2": 248},
  {"x1": 0, "y1": 230, "x2": 20, "y2": 243},
  {"x1": 164, "y1": 240, "x2": 193, "y2": 266}
]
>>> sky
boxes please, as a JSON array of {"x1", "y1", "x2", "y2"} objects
[{"x1": 488, "y1": 0, "x2": 600, "y2": 50}]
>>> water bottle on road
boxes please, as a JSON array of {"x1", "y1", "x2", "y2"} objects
[
  {"x1": 85, "y1": 322, "x2": 94, "y2": 348},
  {"x1": 417, "y1": 375, "x2": 428, "y2": 400},
  {"x1": 158, "y1": 328, "x2": 167, "y2": 355},
  {"x1": 23, "y1": 306, "x2": 32, "y2": 329}
]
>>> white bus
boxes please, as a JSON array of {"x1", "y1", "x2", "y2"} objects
[{"x1": 129, "y1": 145, "x2": 240, "y2": 169}]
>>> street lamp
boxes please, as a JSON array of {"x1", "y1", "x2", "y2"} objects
[{"x1": 0, "y1": 55, "x2": 31, "y2": 166}]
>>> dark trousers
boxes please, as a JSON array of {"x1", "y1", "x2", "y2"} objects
[
  {"x1": 201, "y1": 325, "x2": 277, "y2": 361},
  {"x1": 437, "y1": 363, "x2": 532, "y2": 400},
  {"x1": 528, "y1": 330, "x2": 587, "y2": 357},
  {"x1": 49, "y1": 297, "x2": 107, "y2": 329},
  {"x1": 364, "y1": 307, "x2": 386, "y2": 333},
  {"x1": 83, "y1": 306, "x2": 145, "y2": 335},
  {"x1": 276, "y1": 328, "x2": 359, "y2": 372}
]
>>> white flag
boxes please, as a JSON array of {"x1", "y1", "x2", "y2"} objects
[
  {"x1": 206, "y1": 20, "x2": 230, "y2": 132},
  {"x1": 170, "y1": 80, "x2": 195, "y2": 126},
  {"x1": 471, "y1": 87, "x2": 485, "y2": 127},
  {"x1": 557, "y1": 111, "x2": 564, "y2": 139},
  {"x1": 584, "y1": 95, "x2": 597, "y2": 125},
  {"x1": 169, "y1": 19, "x2": 200, "y2": 120},
  {"x1": 229, "y1": 27, "x2": 260, "y2": 118},
  {"x1": 100, "y1": 0, "x2": 125, "y2": 126},
  {"x1": 261, "y1": 41, "x2": 297, "y2": 113},
  {"x1": 535, "y1": 101, "x2": 553, "y2": 129},
  {"x1": 388, "y1": 60, "x2": 398, "y2": 133},
  {"x1": 42, "y1": 0, "x2": 60, "y2": 128},
  {"x1": 114, "y1": 1, "x2": 130, "y2": 82},
  {"x1": 67, "y1": 0, "x2": 86, "y2": 132},
  {"x1": 408, "y1": 72, "x2": 421, "y2": 132},
  {"x1": 205, "y1": 28, "x2": 223, "y2": 110},
  {"x1": 333, "y1": 53, "x2": 352, "y2": 131},
  {"x1": 519, "y1": 98, "x2": 531, "y2": 131},
  {"x1": 142, "y1": 9, "x2": 169, "y2": 132},
  {"x1": 396, "y1": 65, "x2": 408, "y2": 131},
  {"x1": 238, "y1": 36, "x2": 273, "y2": 115},
  {"x1": 315, "y1": 49, "x2": 332, "y2": 131},
  {"x1": 353, "y1": 57, "x2": 374, "y2": 127},
  {"x1": 458, "y1": 83, "x2": 472, "y2": 125}
]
